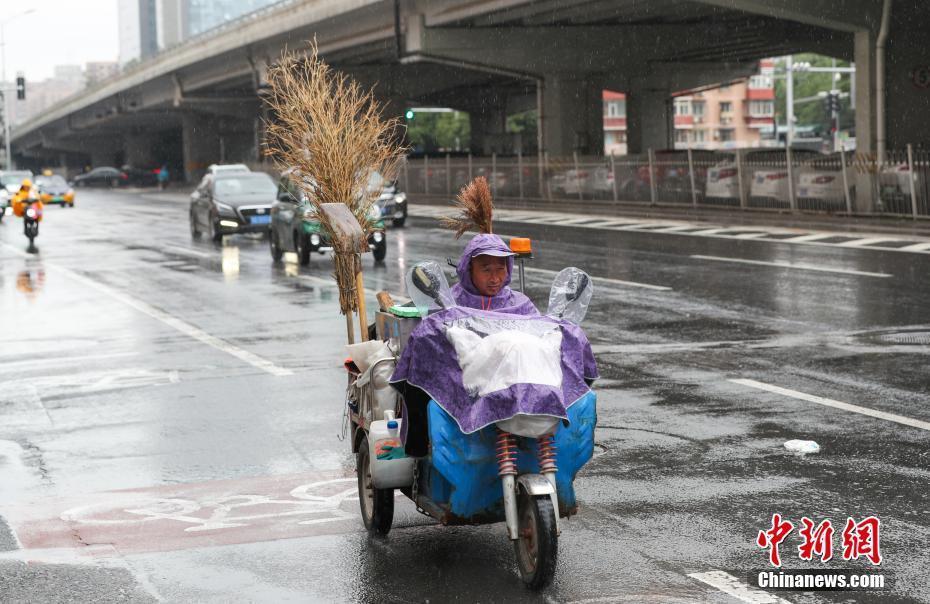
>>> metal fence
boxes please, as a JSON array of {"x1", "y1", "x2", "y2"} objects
[{"x1": 402, "y1": 146, "x2": 930, "y2": 219}]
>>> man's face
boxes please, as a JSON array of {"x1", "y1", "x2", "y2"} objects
[{"x1": 469, "y1": 255, "x2": 508, "y2": 297}]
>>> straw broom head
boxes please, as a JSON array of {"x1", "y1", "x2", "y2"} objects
[
  {"x1": 440, "y1": 176, "x2": 494, "y2": 238},
  {"x1": 262, "y1": 41, "x2": 407, "y2": 313}
]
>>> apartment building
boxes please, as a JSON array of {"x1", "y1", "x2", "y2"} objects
[{"x1": 603, "y1": 60, "x2": 776, "y2": 153}]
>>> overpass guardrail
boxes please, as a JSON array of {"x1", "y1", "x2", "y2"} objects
[{"x1": 400, "y1": 148, "x2": 930, "y2": 220}]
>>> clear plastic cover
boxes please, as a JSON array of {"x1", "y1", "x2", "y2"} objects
[
  {"x1": 405, "y1": 261, "x2": 457, "y2": 313},
  {"x1": 444, "y1": 316, "x2": 563, "y2": 399},
  {"x1": 546, "y1": 267, "x2": 594, "y2": 324}
]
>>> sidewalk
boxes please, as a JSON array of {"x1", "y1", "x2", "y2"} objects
[{"x1": 409, "y1": 194, "x2": 930, "y2": 238}]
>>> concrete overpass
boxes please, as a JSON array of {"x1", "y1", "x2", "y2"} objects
[{"x1": 10, "y1": 0, "x2": 928, "y2": 211}]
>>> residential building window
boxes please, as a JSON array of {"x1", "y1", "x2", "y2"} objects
[
  {"x1": 749, "y1": 75, "x2": 773, "y2": 89},
  {"x1": 749, "y1": 100, "x2": 774, "y2": 116},
  {"x1": 674, "y1": 101, "x2": 690, "y2": 116},
  {"x1": 719, "y1": 101, "x2": 732, "y2": 114},
  {"x1": 718, "y1": 128, "x2": 734, "y2": 142},
  {"x1": 618, "y1": 131, "x2": 627, "y2": 143},
  {"x1": 693, "y1": 101, "x2": 705, "y2": 118},
  {"x1": 605, "y1": 99, "x2": 626, "y2": 118},
  {"x1": 675, "y1": 129, "x2": 689, "y2": 143},
  {"x1": 694, "y1": 129, "x2": 706, "y2": 143}
]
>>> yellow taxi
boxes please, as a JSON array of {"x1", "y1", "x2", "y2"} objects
[{"x1": 36, "y1": 172, "x2": 75, "y2": 207}]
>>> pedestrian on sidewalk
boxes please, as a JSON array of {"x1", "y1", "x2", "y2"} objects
[{"x1": 157, "y1": 164, "x2": 170, "y2": 190}]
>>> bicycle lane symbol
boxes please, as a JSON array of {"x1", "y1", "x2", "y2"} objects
[
  {"x1": 6, "y1": 473, "x2": 369, "y2": 554},
  {"x1": 61, "y1": 478, "x2": 359, "y2": 533}
]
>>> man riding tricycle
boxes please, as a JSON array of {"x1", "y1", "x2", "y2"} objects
[{"x1": 344, "y1": 180, "x2": 598, "y2": 590}]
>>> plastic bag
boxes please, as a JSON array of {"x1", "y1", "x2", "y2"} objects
[
  {"x1": 444, "y1": 315, "x2": 563, "y2": 398},
  {"x1": 547, "y1": 267, "x2": 593, "y2": 325}
]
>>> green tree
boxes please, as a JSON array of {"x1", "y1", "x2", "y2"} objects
[
  {"x1": 773, "y1": 54, "x2": 854, "y2": 137},
  {"x1": 405, "y1": 111, "x2": 470, "y2": 153}
]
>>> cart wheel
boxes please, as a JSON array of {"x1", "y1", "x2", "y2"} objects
[
  {"x1": 514, "y1": 488, "x2": 558, "y2": 590},
  {"x1": 357, "y1": 435, "x2": 394, "y2": 536}
]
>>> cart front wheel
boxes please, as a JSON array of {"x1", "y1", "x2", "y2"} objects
[
  {"x1": 514, "y1": 489, "x2": 558, "y2": 590},
  {"x1": 357, "y1": 435, "x2": 394, "y2": 536}
]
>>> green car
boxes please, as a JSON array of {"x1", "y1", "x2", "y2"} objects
[{"x1": 270, "y1": 171, "x2": 387, "y2": 265}]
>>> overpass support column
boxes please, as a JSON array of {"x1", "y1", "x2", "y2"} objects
[
  {"x1": 626, "y1": 88, "x2": 672, "y2": 155},
  {"x1": 540, "y1": 74, "x2": 604, "y2": 157},
  {"x1": 854, "y1": 30, "x2": 877, "y2": 213},
  {"x1": 182, "y1": 113, "x2": 220, "y2": 183},
  {"x1": 470, "y1": 106, "x2": 507, "y2": 155}
]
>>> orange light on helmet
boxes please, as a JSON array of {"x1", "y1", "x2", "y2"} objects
[{"x1": 509, "y1": 237, "x2": 532, "y2": 255}]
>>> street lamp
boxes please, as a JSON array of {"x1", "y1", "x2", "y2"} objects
[{"x1": 1, "y1": 8, "x2": 36, "y2": 170}]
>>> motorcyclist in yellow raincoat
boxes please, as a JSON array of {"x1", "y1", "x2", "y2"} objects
[{"x1": 11, "y1": 179, "x2": 43, "y2": 221}]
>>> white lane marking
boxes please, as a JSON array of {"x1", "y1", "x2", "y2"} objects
[
  {"x1": 836, "y1": 237, "x2": 893, "y2": 247},
  {"x1": 651, "y1": 224, "x2": 705, "y2": 232},
  {"x1": 619, "y1": 223, "x2": 679, "y2": 231},
  {"x1": 689, "y1": 570, "x2": 790, "y2": 604},
  {"x1": 557, "y1": 216, "x2": 601, "y2": 224},
  {"x1": 900, "y1": 242, "x2": 930, "y2": 252},
  {"x1": 782, "y1": 232, "x2": 837, "y2": 243},
  {"x1": 691, "y1": 255, "x2": 892, "y2": 278},
  {"x1": 1, "y1": 243, "x2": 292, "y2": 377},
  {"x1": 729, "y1": 378, "x2": 930, "y2": 432},
  {"x1": 524, "y1": 266, "x2": 672, "y2": 291},
  {"x1": 733, "y1": 232, "x2": 769, "y2": 239},
  {"x1": 686, "y1": 227, "x2": 733, "y2": 236}
]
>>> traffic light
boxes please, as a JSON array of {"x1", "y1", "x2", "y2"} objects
[
  {"x1": 405, "y1": 109, "x2": 414, "y2": 120},
  {"x1": 822, "y1": 92, "x2": 841, "y2": 115},
  {"x1": 15, "y1": 75, "x2": 25, "y2": 100}
]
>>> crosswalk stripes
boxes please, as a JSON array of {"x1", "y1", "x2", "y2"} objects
[{"x1": 409, "y1": 206, "x2": 930, "y2": 255}]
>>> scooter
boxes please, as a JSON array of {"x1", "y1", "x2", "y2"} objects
[
  {"x1": 22, "y1": 198, "x2": 43, "y2": 251},
  {"x1": 346, "y1": 258, "x2": 595, "y2": 590}
]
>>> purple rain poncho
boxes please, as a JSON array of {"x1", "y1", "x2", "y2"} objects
[
  {"x1": 451, "y1": 233, "x2": 538, "y2": 315},
  {"x1": 390, "y1": 234, "x2": 598, "y2": 436},
  {"x1": 390, "y1": 307, "x2": 598, "y2": 435}
]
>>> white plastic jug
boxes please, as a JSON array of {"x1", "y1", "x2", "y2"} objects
[{"x1": 368, "y1": 410, "x2": 415, "y2": 489}]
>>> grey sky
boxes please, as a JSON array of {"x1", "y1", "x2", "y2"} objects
[{"x1": 1, "y1": 0, "x2": 118, "y2": 82}]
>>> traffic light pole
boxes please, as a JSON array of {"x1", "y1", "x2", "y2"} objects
[
  {"x1": 0, "y1": 9, "x2": 36, "y2": 170},
  {"x1": 1, "y1": 19, "x2": 11, "y2": 170}
]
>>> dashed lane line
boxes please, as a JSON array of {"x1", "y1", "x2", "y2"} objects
[
  {"x1": 689, "y1": 570, "x2": 791, "y2": 604},
  {"x1": 729, "y1": 378, "x2": 930, "y2": 432},
  {"x1": 524, "y1": 266, "x2": 672, "y2": 291},
  {"x1": 691, "y1": 255, "x2": 893, "y2": 278},
  {"x1": 781, "y1": 232, "x2": 836, "y2": 243},
  {"x1": 1, "y1": 243, "x2": 293, "y2": 377},
  {"x1": 900, "y1": 242, "x2": 930, "y2": 252},
  {"x1": 836, "y1": 237, "x2": 894, "y2": 248}
]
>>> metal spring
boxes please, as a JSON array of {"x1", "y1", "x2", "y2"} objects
[
  {"x1": 496, "y1": 430, "x2": 518, "y2": 476},
  {"x1": 537, "y1": 432, "x2": 557, "y2": 473}
]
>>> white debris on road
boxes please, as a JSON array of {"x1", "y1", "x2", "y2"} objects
[{"x1": 783, "y1": 440, "x2": 821, "y2": 456}]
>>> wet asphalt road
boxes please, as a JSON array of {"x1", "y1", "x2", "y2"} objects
[{"x1": 0, "y1": 189, "x2": 928, "y2": 603}]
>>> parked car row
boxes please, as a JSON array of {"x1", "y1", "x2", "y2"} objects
[{"x1": 188, "y1": 164, "x2": 408, "y2": 265}]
